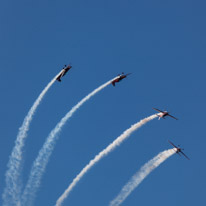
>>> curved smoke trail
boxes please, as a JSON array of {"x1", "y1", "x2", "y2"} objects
[
  {"x1": 21, "y1": 77, "x2": 115, "y2": 206},
  {"x1": 2, "y1": 72, "x2": 60, "y2": 206},
  {"x1": 56, "y1": 114, "x2": 158, "y2": 206},
  {"x1": 110, "y1": 148, "x2": 176, "y2": 206}
]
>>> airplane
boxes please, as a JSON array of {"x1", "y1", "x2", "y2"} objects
[
  {"x1": 152, "y1": 108, "x2": 178, "y2": 120},
  {"x1": 56, "y1": 64, "x2": 72, "y2": 82},
  {"x1": 111, "y1": 73, "x2": 131, "y2": 86},
  {"x1": 168, "y1": 140, "x2": 190, "y2": 160}
]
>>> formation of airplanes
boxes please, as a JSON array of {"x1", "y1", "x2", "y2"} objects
[
  {"x1": 56, "y1": 66, "x2": 132, "y2": 86},
  {"x1": 56, "y1": 65, "x2": 190, "y2": 160}
]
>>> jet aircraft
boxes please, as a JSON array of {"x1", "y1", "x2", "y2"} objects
[
  {"x1": 152, "y1": 108, "x2": 178, "y2": 120},
  {"x1": 56, "y1": 64, "x2": 72, "y2": 82},
  {"x1": 111, "y1": 73, "x2": 131, "y2": 86},
  {"x1": 168, "y1": 140, "x2": 190, "y2": 160}
]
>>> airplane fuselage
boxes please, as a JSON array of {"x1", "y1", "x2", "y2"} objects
[
  {"x1": 116, "y1": 75, "x2": 126, "y2": 82},
  {"x1": 176, "y1": 148, "x2": 181, "y2": 153},
  {"x1": 61, "y1": 68, "x2": 69, "y2": 76},
  {"x1": 158, "y1": 111, "x2": 168, "y2": 118}
]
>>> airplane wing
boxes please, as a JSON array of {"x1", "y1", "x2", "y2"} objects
[
  {"x1": 152, "y1": 108, "x2": 164, "y2": 113},
  {"x1": 180, "y1": 151, "x2": 190, "y2": 160},
  {"x1": 112, "y1": 81, "x2": 115, "y2": 86},
  {"x1": 168, "y1": 114, "x2": 178, "y2": 120},
  {"x1": 168, "y1": 140, "x2": 178, "y2": 148}
]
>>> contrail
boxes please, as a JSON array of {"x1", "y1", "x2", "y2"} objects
[
  {"x1": 56, "y1": 114, "x2": 158, "y2": 206},
  {"x1": 2, "y1": 72, "x2": 60, "y2": 206},
  {"x1": 21, "y1": 77, "x2": 116, "y2": 206},
  {"x1": 110, "y1": 148, "x2": 176, "y2": 206}
]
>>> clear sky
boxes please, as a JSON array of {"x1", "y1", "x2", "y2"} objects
[{"x1": 0, "y1": 0, "x2": 205, "y2": 205}]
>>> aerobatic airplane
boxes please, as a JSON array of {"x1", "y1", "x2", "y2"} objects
[
  {"x1": 111, "y1": 73, "x2": 131, "y2": 86},
  {"x1": 56, "y1": 64, "x2": 72, "y2": 82},
  {"x1": 152, "y1": 108, "x2": 178, "y2": 120},
  {"x1": 168, "y1": 140, "x2": 190, "y2": 160}
]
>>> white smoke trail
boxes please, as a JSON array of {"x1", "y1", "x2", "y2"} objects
[
  {"x1": 2, "y1": 72, "x2": 60, "y2": 206},
  {"x1": 110, "y1": 148, "x2": 176, "y2": 206},
  {"x1": 56, "y1": 114, "x2": 158, "y2": 206},
  {"x1": 21, "y1": 77, "x2": 115, "y2": 206}
]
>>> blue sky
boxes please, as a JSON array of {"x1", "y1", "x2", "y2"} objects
[{"x1": 0, "y1": 0, "x2": 205, "y2": 205}]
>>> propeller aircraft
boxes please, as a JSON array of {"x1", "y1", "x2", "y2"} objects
[{"x1": 56, "y1": 64, "x2": 72, "y2": 82}]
